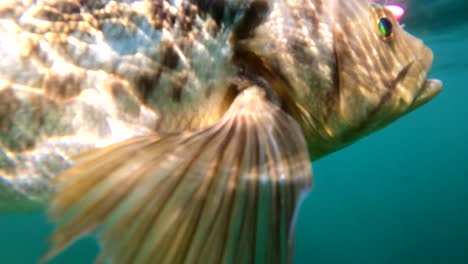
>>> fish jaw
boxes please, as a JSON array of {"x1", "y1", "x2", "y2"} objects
[
  {"x1": 367, "y1": 44, "x2": 443, "y2": 135},
  {"x1": 405, "y1": 48, "x2": 442, "y2": 111},
  {"x1": 411, "y1": 78, "x2": 442, "y2": 110},
  {"x1": 389, "y1": 43, "x2": 442, "y2": 117}
]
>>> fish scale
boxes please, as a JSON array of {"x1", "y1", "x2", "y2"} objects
[{"x1": 0, "y1": 0, "x2": 244, "y2": 209}]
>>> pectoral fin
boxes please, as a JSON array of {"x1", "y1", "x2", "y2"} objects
[{"x1": 44, "y1": 87, "x2": 312, "y2": 264}]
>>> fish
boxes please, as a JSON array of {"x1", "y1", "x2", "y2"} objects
[{"x1": 0, "y1": 0, "x2": 442, "y2": 263}]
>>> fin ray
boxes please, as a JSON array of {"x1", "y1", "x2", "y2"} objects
[{"x1": 45, "y1": 87, "x2": 312, "y2": 264}]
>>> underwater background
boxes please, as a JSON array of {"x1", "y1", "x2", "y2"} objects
[{"x1": 0, "y1": 0, "x2": 467, "y2": 263}]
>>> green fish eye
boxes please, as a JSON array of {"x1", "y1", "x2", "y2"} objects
[{"x1": 377, "y1": 17, "x2": 393, "y2": 39}]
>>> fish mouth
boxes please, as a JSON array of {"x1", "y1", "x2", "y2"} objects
[
  {"x1": 407, "y1": 47, "x2": 443, "y2": 111},
  {"x1": 410, "y1": 78, "x2": 442, "y2": 110}
]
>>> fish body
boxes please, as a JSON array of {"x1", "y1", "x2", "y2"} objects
[
  {"x1": 0, "y1": 0, "x2": 441, "y2": 263},
  {"x1": 0, "y1": 0, "x2": 240, "y2": 209}
]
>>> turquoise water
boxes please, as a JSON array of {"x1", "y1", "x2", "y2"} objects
[{"x1": 1, "y1": 1, "x2": 467, "y2": 263}]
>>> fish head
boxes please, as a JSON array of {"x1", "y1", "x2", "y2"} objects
[
  {"x1": 234, "y1": 0, "x2": 441, "y2": 159},
  {"x1": 263, "y1": 1, "x2": 443, "y2": 159}
]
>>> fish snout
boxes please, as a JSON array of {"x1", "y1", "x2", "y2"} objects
[
  {"x1": 412, "y1": 47, "x2": 442, "y2": 109},
  {"x1": 397, "y1": 45, "x2": 442, "y2": 111}
]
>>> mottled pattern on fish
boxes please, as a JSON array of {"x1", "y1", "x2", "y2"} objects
[{"x1": 0, "y1": 0, "x2": 250, "y2": 208}]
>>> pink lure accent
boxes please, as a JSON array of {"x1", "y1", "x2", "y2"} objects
[{"x1": 385, "y1": 5, "x2": 405, "y2": 21}]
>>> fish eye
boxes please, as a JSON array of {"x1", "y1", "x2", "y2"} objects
[{"x1": 377, "y1": 17, "x2": 393, "y2": 40}]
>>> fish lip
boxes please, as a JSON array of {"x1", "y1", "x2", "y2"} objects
[
  {"x1": 409, "y1": 47, "x2": 442, "y2": 109},
  {"x1": 411, "y1": 78, "x2": 442, "y2": 109}
]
